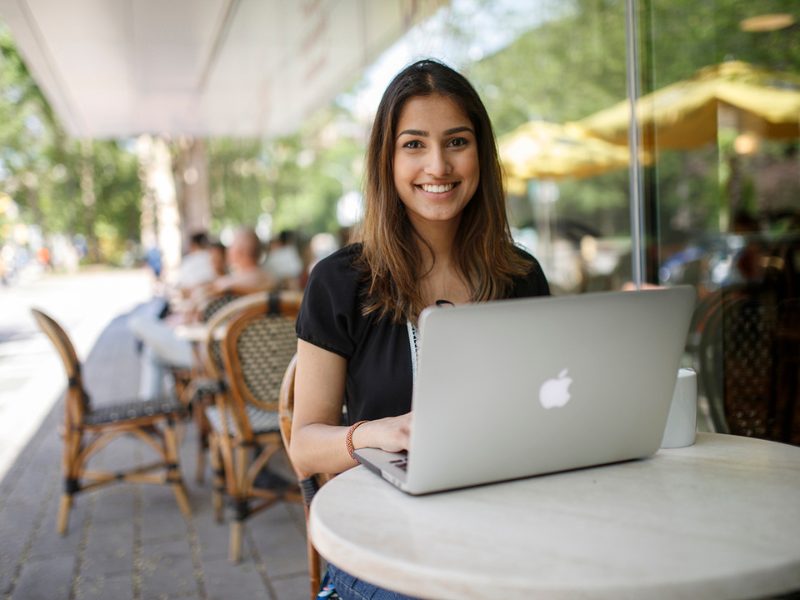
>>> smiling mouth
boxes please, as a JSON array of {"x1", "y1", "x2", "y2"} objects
[{"x1": 418, "y1": 182, "x2": 458, "y2": 193}]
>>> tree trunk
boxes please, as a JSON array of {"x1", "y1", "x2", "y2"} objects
[
  {"x1": 173, "y1": 137, "x2": 211, "y2": 240},
  {"x1": 136, "y1": 135, "x2": 182, "y2": 282}
]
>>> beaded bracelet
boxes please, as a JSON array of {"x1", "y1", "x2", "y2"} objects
[{"x1": 345, "y1": 420, "x2": 368, "y2": 461}]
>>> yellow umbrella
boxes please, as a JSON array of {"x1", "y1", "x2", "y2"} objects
[
  {"x1": 579, "y1": 61, "x2": 800, "y2": 150},
  {"x1": 499, "y1": 120, "x2": 635, "y2": 193}
]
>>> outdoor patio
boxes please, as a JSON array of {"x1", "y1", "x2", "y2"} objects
[{"x1": 0, "y1": 305, "x2": 310, "y2": 600}]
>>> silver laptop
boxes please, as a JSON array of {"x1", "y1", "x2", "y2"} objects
[{"x1": 355, "y1": 286, "x2": 696, "y2": 495}]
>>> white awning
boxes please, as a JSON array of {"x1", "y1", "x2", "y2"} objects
[{"x1": 0, "y1": 0, "x2": 446, "y2": 138}]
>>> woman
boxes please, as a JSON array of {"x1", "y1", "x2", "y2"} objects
[{"x1": 291, "y1": 59, "x2": 550, "y2": 599}]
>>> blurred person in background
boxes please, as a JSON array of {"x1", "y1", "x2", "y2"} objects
[
  {"x1": 209, "y1": 240, "x2": 227, "y2": 278},
  {"x1": 173, "y1": 231, "x2": 216, "y2": 298},
  {"x1": 264, "y1": 229, "x2": 303, "y2": 290},
  {"x1": 129, "y1": 226, "x2": 272, "y2": 400},
  {"x1": 144, "y1": 245, "x2": 162, "y2": 283}
]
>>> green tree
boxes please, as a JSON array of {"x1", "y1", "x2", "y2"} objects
[{"x1": 1, "y1": 24, "x2": 142, "y2": 264}]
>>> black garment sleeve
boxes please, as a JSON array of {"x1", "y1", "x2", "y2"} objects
[{"x1": 296, "y1": 246, "x2": 364, "y2": 359}]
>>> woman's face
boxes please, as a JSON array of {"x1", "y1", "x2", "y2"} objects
[{"x1": 392, "y1": 94, "x2": 479, "y2": 233}]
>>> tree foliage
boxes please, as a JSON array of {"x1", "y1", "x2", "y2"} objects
[
  {"x1": 207, "y1": 104, "x2": 364, "y2": 241},
  {"x1": 465, "y1": 0, "x2": 798, "y2": 238},
  {"x1": 0, "y1": 25, "x2": 141, "y2": 264}
]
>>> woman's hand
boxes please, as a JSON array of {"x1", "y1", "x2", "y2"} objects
[{"x1": 353, "y1": 412, "x2": 412, "y2": 454}]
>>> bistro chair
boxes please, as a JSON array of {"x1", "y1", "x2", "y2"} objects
[
  {"x1": 278, "y1": 353, "x2": 333, "y2": 600},
  {"x1": 31, "y1": 308, "x2": 191, "y2": 535},
  {"x1": 172, "y1": 291, "x2": 243, "y2": 483},
  {"x1": 206, "y1": 291, "x2": 303, "y2": 562},
  {"x1": 694, "y1": 284, "x2": 799, "y2": 443},
  {"x1": 189, "y1": 293, "x2": 270, "y2": 493},
  {"x1": 171, "y1": 291, "x2": 243, "y2": 398}
]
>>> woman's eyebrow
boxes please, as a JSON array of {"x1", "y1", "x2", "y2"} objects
[
  {"x1": 397, "y1": 128, "x2": 427, "y2": 138},
  {"x1": 444, "y1": 126, "x2": 474, "y2": 135},
  {"x1": 396, "y1": 125, "x2": 474, "y2": 139}
]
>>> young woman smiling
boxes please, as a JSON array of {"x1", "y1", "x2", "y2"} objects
[{"x1": 291, "y1": 59, "x2": 550, "y2": 599}]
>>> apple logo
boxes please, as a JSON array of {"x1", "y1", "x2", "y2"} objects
[{"x1": 539, "y1": 368, "x2": 573, "y2": 409}]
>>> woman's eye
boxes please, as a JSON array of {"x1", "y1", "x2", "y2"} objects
[
  {"x1": 403, "y1": 140, "x2": 423, "y2": 149},
  {"x1": 448, "y1": 137, "x2": 468, "y2": 147}
]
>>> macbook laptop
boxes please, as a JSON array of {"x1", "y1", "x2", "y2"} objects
[{"x1": 354, "y1": 285, "x2": 696, "y2": 495}]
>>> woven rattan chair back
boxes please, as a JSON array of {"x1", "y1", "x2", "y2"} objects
[
  {"x1": 221, "y1": 291, "x2": 302, "y2": 440},
  {"x1": 200, "y1": 293, "x2": 269, "y2": 380},
  {"x1": 199, "y1": 291, "x2": 242, "y2": 323},
  {"x1": 697, "y1": 285, "x2": 785, "y2": 440},
  {"x1": 31, "y1": 308, "x2": 88, "y2": 427}
]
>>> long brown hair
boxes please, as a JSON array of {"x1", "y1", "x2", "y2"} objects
[{"x1": 358, "y1": 59, "x2": 531, "y2": 322}]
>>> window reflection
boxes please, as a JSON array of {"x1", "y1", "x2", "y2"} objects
[{"x1": 464, "y1": 0, "x2": 798, "y2": 443}]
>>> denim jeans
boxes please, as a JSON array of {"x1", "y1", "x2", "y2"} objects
[{"x1": 326, "y1": 563, "x2": 419, "y2": 600}]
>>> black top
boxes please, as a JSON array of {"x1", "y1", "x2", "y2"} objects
[{"x1": 296, "y1": 243, "x2": 550, "y2": 424}]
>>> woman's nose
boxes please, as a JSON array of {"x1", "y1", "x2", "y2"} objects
[{"x1": 425, "y1": 147, "x2": 451, "y2": 177}]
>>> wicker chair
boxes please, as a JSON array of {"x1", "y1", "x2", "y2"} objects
[
  {"x1": 191, "y1": 293, "x2": 272, "y2": 510},
  {"x1": 206, "y1": 291, "x2": 303, "y2": 561},
  {"x1": 695, "y1": 284, "x2": 799, "y2": 443},
  {"x1": 172, "y1": 291, "x2": 242, "y2": 483},
  {"x1": 31, "y1": 308, "x2": 191, "y2": 534},
  {"x1": 278, "y1": 353, "x2": 332, "y2": 600}
]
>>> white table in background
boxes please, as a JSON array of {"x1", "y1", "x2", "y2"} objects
[{"x1": 309, "y1": 433, "x2": 800, "y2": 599}]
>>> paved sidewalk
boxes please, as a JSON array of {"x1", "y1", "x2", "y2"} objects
[{"x1": 0, "y1": 306, "x2": 311, "y2": 600}]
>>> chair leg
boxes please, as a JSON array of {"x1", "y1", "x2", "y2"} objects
[
  {"x1": 172, "y1": 482, "x2": 192, "y2": 518},
  {"x1": 58, "y1": 427, "x2": 81, "y2": 536},
  {"x1": 229, "y1": 520, "x2": 243, "y2": 563},
  {"x1": 57, "y1": 493, "x2": 72, "y2": 535},
  {"x1": 209, "y1": 435, "x2": 225, "y2": 523},
  {"x1": 308, "y1": 536, "x2": 321, "y2": 600},
  {"x1": 163, "y1": 418, "x2": 191, "y2": 518},
  {"x1": 194, "y1": 404, "x2": 209, "y2": 484}
]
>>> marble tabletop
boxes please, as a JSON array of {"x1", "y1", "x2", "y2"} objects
[
  {"x1": 174, "y1": 322, "x2": 224, "y2": 342},
  {"x1": 309, "y1": 433, "x2": 800, "y2": 599}
]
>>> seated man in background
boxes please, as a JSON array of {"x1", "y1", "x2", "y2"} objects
[
  {"x1": 129, "y1": 226, "x2": 273, "y2": 400},
  {"x1": 208, "y1": 240, "x2": 227, "y2": 279},
  {"x1": 264, "y1": 229, "x2": 304, "y2": 290},
  {"x1": 145, "y1": 231, "x2": 217, "y2": 321},
  {"x1": 174, "y1": 231, "x2": 217, "y2": 297}
]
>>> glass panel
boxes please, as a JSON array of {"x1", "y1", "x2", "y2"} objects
[
  {"x1": 636, "y1": 0, "x2": 799, "y2": 442},
  {"x1": 467, "y1": 2, "x2": 631, "y2": 295}
]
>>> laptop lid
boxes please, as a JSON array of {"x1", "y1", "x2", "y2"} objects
[{"x1": 396, "y1": 286, "x2": 696, "y2": 495}]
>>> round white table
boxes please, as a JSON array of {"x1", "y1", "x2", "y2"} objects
[{"x1": 309, "y1": 433, "x2": 800, "y2": 599}]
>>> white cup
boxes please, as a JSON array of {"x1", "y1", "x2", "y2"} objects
[{"x1": 660, "y1": 368, "x2": 697, "y2": 449}]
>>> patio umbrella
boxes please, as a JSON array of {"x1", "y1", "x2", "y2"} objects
[
  {"x1": 499, "y1": 120, "x2": 636, "y2": 194},
  {"x1": 579, "y1": 61, "x2": 800, "y2": 150}
]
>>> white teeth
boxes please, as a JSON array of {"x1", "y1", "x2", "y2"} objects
[{"x1": 421, "y1": 183, "x2": 454, "y2": 193}]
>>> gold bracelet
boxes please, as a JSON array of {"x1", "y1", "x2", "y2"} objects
[{"x1": 345, "y1": 420, "x2": 368, "y2": 461}]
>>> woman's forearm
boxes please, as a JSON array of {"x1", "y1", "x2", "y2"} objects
[
  {"x1": 290, "y1": 422, "x2": 358, "y2": 476},
  {"x1": 291, "y1": 414, "x2": 412, "y2": 476}
]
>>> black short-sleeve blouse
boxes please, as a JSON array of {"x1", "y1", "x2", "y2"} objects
[{"x1": 296, "y1": 243, "x2": 549, "y2": 425}]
